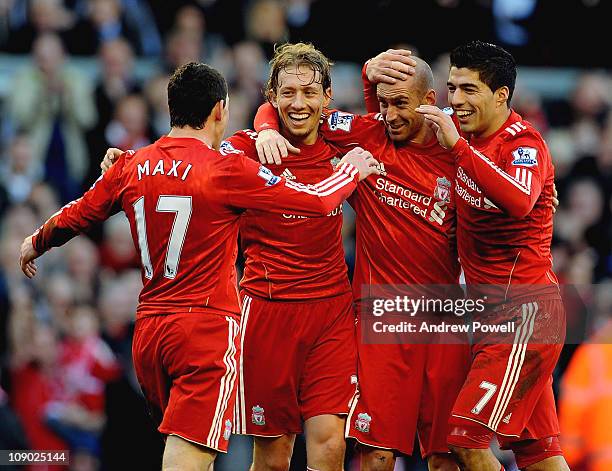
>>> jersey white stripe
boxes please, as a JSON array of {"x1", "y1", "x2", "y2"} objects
[
  {"x1": 285, "y1": 171, "x2": 355, "y2": 197},
  {"x1": 313, "y1": 162, "x2": 349, "y2": 188},
  {"x1": 526, "y1": 171, "x2": 532, "y2": 191},
  {"x1": 285, "y1": 166, "x2": 353, "y2": 194},
  {"x1": 505, "y1": 126, "x2": 517, "y2": 136},
  {"x1": 312, "y1": 170, "x2": 355, "y2": 192},
  {"x1": 511, "y1": 123, "x2": 522, "y2": 133}
]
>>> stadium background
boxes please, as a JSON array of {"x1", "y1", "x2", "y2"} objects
[{"x1": 0, "y1": 0, "x2": 610, "y2": 469}]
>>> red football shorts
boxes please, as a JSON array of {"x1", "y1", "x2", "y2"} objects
[
  {"x1": 348, "y1": 306, "x2": 471, "y2": 457},
  {"x1": 449, "y1": 299, "x2": 565, "y2": 447},
  {"x1": 234, "y1": 291, "x2": 357, "y2": 436},
  {"x1": 132, "y1": 310, "x2": 240, "y2": 453}
]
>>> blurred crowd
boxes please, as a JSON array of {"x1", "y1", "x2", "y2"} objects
[{"x1": 0, "y1": 1, "x2": 610, "y2": 470}]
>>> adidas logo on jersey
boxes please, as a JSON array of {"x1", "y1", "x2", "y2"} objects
[
  {"x1": 281, "y1": 168, "x2": 296, "y2": 180},
  {"x1": 376, "y1": 162, "x2": 387, "y2": 176},
  {"x1": 502, "y1": 413, "x2": 512, "y2": 424}
]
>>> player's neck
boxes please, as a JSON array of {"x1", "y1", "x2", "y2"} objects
[
  {"x1": 476, "y1": 108, "x2": 512, "y2": 140},
  {"x1": 279, "y1": 126, "x2": 318, "y2": 146},
  {"x1": 168, "y1": 126, "x2": 216, "y2": 149},
  {"x1": 405, "y1": 123, "x2": 435, "y2": 146}
]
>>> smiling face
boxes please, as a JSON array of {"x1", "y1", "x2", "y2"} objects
[
  {"x1": 271, "y1": 64, "x2": 330, "y2": 145},
  {"x1": 377, "y1": 77, "x2": 434, "y2": 144},
  {"x1": 447, "y1": 66, "x2": 510, "y2": 138}
]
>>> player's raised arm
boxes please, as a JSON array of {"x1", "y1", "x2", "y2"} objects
[
  {"x1": 417, "y1": 104, "x2": 546, "y2": 218},
  {"x1": 219, "y1": 146, "x2": 379, "y2": 216},
  {"x1": 20, "y1": 153, "x2": 128, "y2": 277},
  {"x1": 362, "y1": 49, "x2": 416, "y2": 113}
]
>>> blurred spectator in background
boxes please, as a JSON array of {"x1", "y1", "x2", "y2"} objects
[
  {"x1": 143, "y1": 73, "x2": 169, "y2": 138},
  {"x1": 0, "y1": 133, "x2": 41, "y2": 205},
  {"x1": 98, "y1": 213, "x2": 139, "y2": 274},
  {"x1": 7, "y1": 33, "x2": 96, "y2": 202},
  {"x1": 87, "y1": 93, "x2": 151, "y2": 187},
  {"x1": 5, "y1": 0, "x2": 75, "y2": 53},
  {"x1": 65, "y1": 236, "x2": 100, "y2": 304},
  {"x1": 85, "y1": 38, "x2": 140, "y2": 184},
  {"x1": 92, "y1": 38, "x2": 139, "y2": 133},
  {"x1": 66, "y1": 0, "x2": 141, "y2": 56},
  {"x1": 560, "y1": 311, "x2": 612, "y2": 471},
  {"x1": 162, "y1": 28, "x2": 203, "y2": 73},
  {"x1": 245, "y1": 0, "x2": 288, "y2": 58},
  {"x1": 9, "y1": 318, "x2": 69, "y2": 453}
]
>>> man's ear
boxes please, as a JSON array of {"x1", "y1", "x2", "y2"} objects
[
  {"x1": 495, "y1": 86, "x2": 510, "y2": 108},
  {"x1": 213, "y1": 100, "x2": 224, "y2": 121},
  {"x1": 269, "y1": 91, "x2": 279, "y2": 109},
  {"x1": 323, "y1": 87, "x2": 332, "y2": 108},
  {"x1": 424, "y1": 88, "x2": 436, "y2": 106}
]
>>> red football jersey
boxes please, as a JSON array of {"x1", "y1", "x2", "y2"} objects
[
  {"x1": 224, "y1": 130, "x2": 351, "y2": 300},
  {"x1": 32, "y1": 136, "x2": 360, "y2": 318},
  {"x1": 451, "y1": 111, "x2": 559, "y2": 298},
  {"x1": 255, "y1": 104, "x2": 460, "y2": 302}
]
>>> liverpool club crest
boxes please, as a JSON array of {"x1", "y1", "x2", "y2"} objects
[
  {"x1": 223, "y1": 419, "x2": 232, "y2": 440},
  {"x1": 354, "y1": 412, "x2": 372, "y2": 433},
  {"x1": 252, "y1": 405, "x2": 266, "y2": 426},
  {"x1": 434, "y1": 176, "x2": 451, "y2": 203}
]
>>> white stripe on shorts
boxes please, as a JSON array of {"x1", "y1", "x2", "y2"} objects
[
  {"x1": 206, "y1": 316, "x2": 239, "y2": 448},
  {"x1": 488, "y1": 302, "x2": 538, "y2": 431}
]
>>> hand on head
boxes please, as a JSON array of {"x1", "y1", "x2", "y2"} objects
[{"x1": 366, "y1": 49, "x2": 417, "y2": 85}]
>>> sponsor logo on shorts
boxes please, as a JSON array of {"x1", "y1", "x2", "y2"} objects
[
  {"x1": 223, "y1": 419, "x2": 232, "y2": 440},
  {"x1": 252, "y1": 405, "x2": 266, "y2": 426},
  {"x1": 354, "y1": 412, "x2": 372, "y2": 433}
]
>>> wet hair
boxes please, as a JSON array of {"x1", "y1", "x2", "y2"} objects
[
  {"x1": 450, "y1": 40, "x2": 517, "y2": 105},
  {"x1": 168, "y1": 62, "x2": 228, "y2": 129},
  {"x1": 265, "y1": 42, "x2": 333, "y2": 100}
]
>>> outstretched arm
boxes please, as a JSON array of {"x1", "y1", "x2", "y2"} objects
[
  {"x1": 220, "y1": 147, "x2": 380, "y2": 216},
  {"x1": 416, "y1": 105, "x2": 545, "y2": 218},
  {"x1": 21, "y1": 154, "x2": 128, "y2": 277}
]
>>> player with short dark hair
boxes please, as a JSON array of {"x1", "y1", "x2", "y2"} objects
[
  {"x1": 167, "y1": 62, "x2": 229, "y2": 129},
  {"x1": 19, "y1": 61, "x2": 379, "y2": 471},
  {"x1": 416, "y1": 40, "x2": 569, "y2": 471}
]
